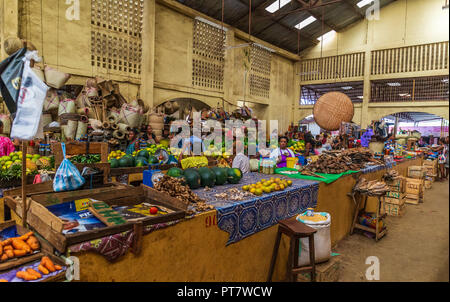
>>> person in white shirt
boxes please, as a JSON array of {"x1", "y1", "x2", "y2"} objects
[
  {"x1": 270, "y1": 136, "x2": 295, "y2": 168},
  {"x1": 232, "y1": 140, "x2": 250, "y2": 174}
]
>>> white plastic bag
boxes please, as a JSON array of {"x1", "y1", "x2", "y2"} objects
[{"x1": 10, "y1": 60, "x2": 49, "y2": 140}]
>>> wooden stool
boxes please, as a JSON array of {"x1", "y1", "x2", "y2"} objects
[{"x1": 267, "y1": 217, "x2": 317, "y2": 282}]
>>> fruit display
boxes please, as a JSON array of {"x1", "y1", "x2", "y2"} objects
[
  {"x1": 0, "y1": 152, "x2": 51, "y2": 182},
  {"x1": 242, "y1": 177, "x2": 293, "y2": 196},
  {"x1": 68, "y1": 154, "x2": 101, "y2": 164},
  {"x1": 108, "y1": 144, "x2": 179, "y2": 168},
  {"x1": 0, "y1": 232, "x2": 40, "y2": 263},
  {"x1": 288, "y1": 140, "x2": 305, "y2": 153},
  {"x1": 169, "y1": 167, "x2": 242, "y2": 190}
]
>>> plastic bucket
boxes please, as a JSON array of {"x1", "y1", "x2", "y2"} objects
[{"x1": 286, "y1": 157, "x2": 298, "y2": 168}]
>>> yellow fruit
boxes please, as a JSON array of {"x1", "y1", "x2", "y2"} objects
[
  {"x1": 263, "y1": 187, "x2": 271, "y2": 194},
  {"x1": 242, "y1": 185, "x2": 249, "y2": 191},
  {"x1": 275, "y1": 178, "x2": 280, "y2": 183},
  {"x1": 255, "y1": 188, "x2": 263, "y2": 196},
  {"x1": 287, "y1": 180, "x2": 293, "y2": 186},
  {"x1": 250, "y1": 188, "x2": 256, "y2": 194},
  {"x1": 280, "y1": 184, "x2": 285, "y2": 190},
  {"x1": 261, "y1": 179, "x2": 266, "y2": 183}
]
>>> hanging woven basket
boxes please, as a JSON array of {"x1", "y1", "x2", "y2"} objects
[{"x1": 313, "y1": 92, "x2": 354, "y2": 131}]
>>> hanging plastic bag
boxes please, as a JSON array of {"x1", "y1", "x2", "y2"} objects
[
  {"x1": 10, "y1": 59, "x2": 49, "y2": 140},
  {"x1": 53, "y1": 142, "x2": 85, "y2": 192}
]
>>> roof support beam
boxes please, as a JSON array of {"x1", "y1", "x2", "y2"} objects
[
  {"x1": 294, "y1": 0, "x2": 339, "y2": 32},
  {"x1": 341, "y1": 0, "x2": 365, "y2": 18}
]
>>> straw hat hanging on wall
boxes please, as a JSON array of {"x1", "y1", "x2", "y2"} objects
[{"x1": 313, "y1": 92, "x2": 354, "y2": 131}]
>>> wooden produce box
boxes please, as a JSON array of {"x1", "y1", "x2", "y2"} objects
[
  {"x1": 383, "y1": 201, "x2": 406, "y2": 217},
  {"x1": 404, "y1": 194, "x2": 422, "y2": 205},
  {"x1": 385, "y1": 191, "x2": 404, "y2": 201},
  {"x1": 405, "y1": 178, "x2": 424, "y2": 198},
  {"x1": 109, "y1": 163, "x2": 179, "y2": 177},
  {"x1": 0, "y1": 220, "x2": 49, "y2": 272},
  {"x1": 297, "y1": 255, "x2": 341, "y2": 282},
  {"x1": 0, "y1": 251, "x2": 67, "y2": 282},
  {"x1": 422, "y1": 165, "x2": 437, "y2": 178},
  {"x1": 407, "y1": 166, "x2": 426, "y2": 179},
  {"x1": 384, "y1": 193, "x2": 405, "y2": 205},
  {"x1": 423, "y1": 159, "x2": 437, "y2": 168},
  {"x1": 424, "y1": 180, "x2": 432, "y2": 190},
  {"x1": 3, "y1": 185, "x2": 187, "y2": 253},
  {"x1": 385, "y1": 177, "x2": 405, "y2": 193}
]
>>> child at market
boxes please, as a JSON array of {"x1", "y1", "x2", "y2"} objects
[{"x1": 0, "y1": 121, "x2": 15, "y2": 157}]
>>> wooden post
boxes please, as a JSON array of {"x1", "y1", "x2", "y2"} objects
[{"x1": 21, "y1": 140, "x2": 27, "y2": 227}]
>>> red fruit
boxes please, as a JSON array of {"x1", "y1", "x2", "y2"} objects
[{"x1": 150, "y1": 207, "x2": 158, "y2": 215}]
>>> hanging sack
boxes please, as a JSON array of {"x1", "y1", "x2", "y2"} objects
[
  {"x1": 58, "y1": 98, "x2": 76, "y2": 116},
  {"x1": 10, "y1": 60, "x2": 49, "y2": 140},
  {"x1": 119, "y1": 104, "x2": 142, "y2": 128},
  {"x1": 43, "y1": 88, "x2": 60, "y2": 111},
  {"x1": 44, "y1": 65, "x2": 70, "y2": 89},
  {"x1": 53, "y1": 142, "x2": 85, "y2": 192}
]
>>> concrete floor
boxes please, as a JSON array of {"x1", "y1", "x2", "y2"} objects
[{"x1": 335, "y1": 179, "x2": 449, "y2": 282}]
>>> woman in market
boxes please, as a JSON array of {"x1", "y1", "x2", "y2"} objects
[
  {"x1": 126, "y1": 128, "x2": 141, "y2": 155},
  {"x1": 142, "y1": 124, "x2": 159, "y2": 145},
  {"x1": 270, "y1": 136, "x2": 295, "y2": 168},
  {"x1": 432, "y1": 137, "x2": 447, "y2": 181},
  {"x1": 303, "y1": 132, "x2": 315, "y2": 156},
  {"x1": 0, "y1": 121, "x2": 15, "y2": 157}
]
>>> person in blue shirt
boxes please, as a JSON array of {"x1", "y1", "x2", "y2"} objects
[{"x1": 126, "y1": 128, "x2": 140, "y2": 155}]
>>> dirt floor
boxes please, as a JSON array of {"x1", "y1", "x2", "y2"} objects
[{"x1": 335, "y1": 179, "x2": 449, "y2": 282}]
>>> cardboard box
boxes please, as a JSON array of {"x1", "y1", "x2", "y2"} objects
[
  {"x1": 384, "y1": 202, "x2": 406, "y2": 216},
  {"x1": 405, "y1": 178, "x2": 424, "y2": 197},
  {"x1": 297, "y1": 255, "x2": 341, "y2": 282},
  {"x1": 408, "y1": 166, "x2": 426, "y2": 179},
  {"x1": 424, "y1": 180, "x2": 432, "y2": 189}
]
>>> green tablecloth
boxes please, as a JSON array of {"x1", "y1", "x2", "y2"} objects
[{"x1": 275, "y1": 168, "x2": 359, "y2": 184}]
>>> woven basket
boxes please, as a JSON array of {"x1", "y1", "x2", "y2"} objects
[
  {"x1": 3, "y1": 37, "x2": 23, "y2": 55},
  {"x1": 43, "y1": 89, "x2": 60, "y2": 111},
  {"x1": 313, "y1": 92, "x2": 354, "y2": 131}
]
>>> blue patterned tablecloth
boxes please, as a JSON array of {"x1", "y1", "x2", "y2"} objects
[{"x1": 192, "y1": 173, "x2": 319, "y2": 245}]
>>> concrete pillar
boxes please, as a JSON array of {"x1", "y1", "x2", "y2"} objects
[{"x1": 141, "y1": 0, "x2": 156, "y2": 108}]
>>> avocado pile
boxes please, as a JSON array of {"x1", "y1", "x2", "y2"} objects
[{"x1": 166, "y1": 166, "x2": 243, "y2": 190}]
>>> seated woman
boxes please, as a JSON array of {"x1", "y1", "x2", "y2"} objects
[
  {"x1": 126, "y1": 128, "x2": 140, "y2": 155},
  {"x1": 270, "y1": 136, "x2": 295, "y2": 168}
]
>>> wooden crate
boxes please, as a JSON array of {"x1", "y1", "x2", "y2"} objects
[
  {"x1": 0, "y1": 220, "x2": 52, "y2": 272},
  {"x1": 385, "y1": 177, "x2": 405, "y2": 193},
  {"x1": 51, "y1": 142, "x2": 108, "y2": 168},
  {"x1": 384, "y1": 201, "x2": 406, "y2": 217},
  {"x1": 0, "y1": 250, "x2": 67, "y2": 282},
  {"x1": 404, "y1": 194, "x2": 422, "y2": 205},
  {"x1": 422, "y1": 165, "x2": 437, "y2": 178},
  {"x1": 385, "y1": 191, "x2": 404, "y2": 200},
  {"x1": 423, "y1": 159, "x2": 437, "y2": 167},
  {"x1": 297, "y1": 255, "x2": 341, "y2": 282},
  {"x1": 384, "y1": 193, "x2": 405, "y2": 205},
  {"x1": 3, "y1": 185, "x2": 188, "y2": 253},
  {"x1": 424, "y1": 180, "x2": 432, "y2": 189},
  {"x1": 405, "y1": 178, "x2": 424, "y2": 197},
  {"x1": 407, "y1": 166, "x2": 426, "y2": 179}
]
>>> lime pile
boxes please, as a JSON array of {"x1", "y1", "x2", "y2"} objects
[{"x1": 242, "y1": 177, "x2": 293, "y2": 196}]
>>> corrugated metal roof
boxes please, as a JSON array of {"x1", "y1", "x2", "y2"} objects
[{"x1": 176, "y1": 0, "x2": 397, "y2": 54}]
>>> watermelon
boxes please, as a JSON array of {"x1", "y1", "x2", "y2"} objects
[
  {"x1": 183, "y1": 168, "x2": 201, "y2": 189},
  {"x1": 109, "y1": 158, "x2": 120, "y2": 169},
  {"x1": 198, "y1": 167, "x2": 216, "y2": 188},
  {"x1": 137, "y1": 149, "x2": 150, "y2": 159},
  {"x1": 211, "y1": 167, "x2": 227, "y2": 185},
  {"x1": 227, "y1": 168, "x2": 242, "y2": 184},
  {"x1": 167, "y1": 167, "x2": 184, "y2": 178},
  {"x1": 135, "y1": 157, "x2": 149, "y2": 167},
  {"x1": 149, "y1": 156, "x2": 159, "y2": 164},
  {"x1": 119, "y1": 155, "x2": 135, "y2": 167}
]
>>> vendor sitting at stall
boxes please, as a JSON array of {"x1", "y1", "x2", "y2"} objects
[
  {"x1": 270, "y1": 136, "x2": 295, "y2": 168},
  {"x1": 0, "y1": 121, "x2": 15, "y2": 157},
  {"x1": 141, "y1": 124, "x2": 159, "y2": 146},
  {"x1": 126, "y1": 128, "x2": 140, "y2": 155}
]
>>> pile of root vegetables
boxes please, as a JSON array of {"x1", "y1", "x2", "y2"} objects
[{"x1": 303, "y1": 148, "x2": 384, "y2": 174}]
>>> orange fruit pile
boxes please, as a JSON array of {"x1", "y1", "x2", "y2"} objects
[{"x1": 242, "y1": 178, "x2": 293, "y2": 196}]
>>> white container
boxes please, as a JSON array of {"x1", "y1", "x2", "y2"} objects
[{"x1": 296, "y1": 211, "x2": 331, "y2": 266}]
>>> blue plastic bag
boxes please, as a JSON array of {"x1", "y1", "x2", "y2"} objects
[{"x1": 53, "y1": 143, "x2": 85, "y2": 192}]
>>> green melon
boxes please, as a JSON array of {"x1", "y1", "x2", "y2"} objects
[
  {"x1": 137, "y1": 149, "x2": 150, "y2": 159},
  {"x1": 119, "y1": 155, "x2": 135, "y2": 167},
  {"x1": 227, "y1": 168, "x2": 242, "y2": 184},
  {"x1": 211, "y1": 167, "x2": 228, "y2": 185},
  {"x1": 149, "y1": 156, "x2": 159, "y2": 164},
  {"x1": 135, "y1": 157, "x2": 149, "y2": 167},
  {"x1": 167, "y1": 167, "x2": 184, "y2": 178},
  {"x1": 108, "y1": 158, "x2": 120, "y2": 169},
  {"x1": 183, "y1": 168, "x2": 201, "y2": 189}
]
